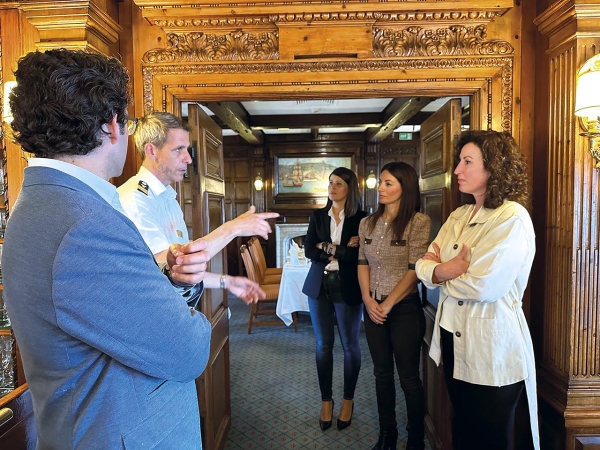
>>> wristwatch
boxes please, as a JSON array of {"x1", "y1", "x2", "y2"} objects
[{"x1": 220, "y1": 274, "x2": 227, "y2": 289}]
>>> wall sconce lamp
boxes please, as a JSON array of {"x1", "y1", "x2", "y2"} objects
[
  {"x1": 2, "y1": 81, "x2": 17, "y2": 124},
  {"x1": 575, "y1": 54, "x2": 600, "y2": 168},
  {"x1": 254, "y1": 174, "x2": 264, "y2": 191},
  {"x1": 365, "y1": 171, "x2": 377, "y2": 189}
]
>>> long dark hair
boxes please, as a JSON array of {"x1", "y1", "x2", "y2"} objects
[
  {"x1": 366, "y1": 162, "x2": 421, "y2": 239},
  {"x1": 324, "y1": 167, "x2": 361, "y2": 218}
]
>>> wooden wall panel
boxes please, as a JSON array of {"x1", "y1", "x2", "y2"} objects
[{"x1": 536, "y1": 1, "x2": 600, "y2": 447}]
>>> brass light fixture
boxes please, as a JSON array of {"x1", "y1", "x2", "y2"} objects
[
  {"x1": 575, "y1": 54, "x2": 600, "y2": 168},
  {"x1": 365, "y1": 170, "x2": 377, "y2": 189},
  {"x1": 254, "y1": 174, "x2": 264, "y2": 191}
]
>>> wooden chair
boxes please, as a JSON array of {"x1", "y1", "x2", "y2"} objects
[
  {"x1": 240, "y1": 245, "x2": 297, "y2": 333},
  {"x1": 247, "y1": 237, "x2": 283, "y2": 285}
]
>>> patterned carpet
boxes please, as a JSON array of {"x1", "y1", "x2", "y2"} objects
[{"x1": 224, "y1": 295, "x2": 432, "y2": 450}]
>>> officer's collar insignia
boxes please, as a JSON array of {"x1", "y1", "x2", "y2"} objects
[{"x1": 137, "y1": 180, "x2": 149, "y2": 196}]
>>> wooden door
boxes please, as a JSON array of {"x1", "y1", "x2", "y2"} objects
[
  {"x1": 185, "y1": 104, "x2": 231, "y2": 450},
  {"x1": 419, "y1": 98, "x2": 462, "y2": 450}
]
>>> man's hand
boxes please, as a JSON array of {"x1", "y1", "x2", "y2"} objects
[
  {"x1": 225, "y1": 276, "x2": 266, "y2": 304},
  {"x1": 229, "y1": 206, "x2": 280, "y2": 240},
  {"x1": 167, "y1": 239, "x2": 211, "y2": 286},
  {"x1": 193, "y1": 206, "x2": 280, "y2": 257}
]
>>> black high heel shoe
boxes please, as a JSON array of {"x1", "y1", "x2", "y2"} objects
[
  {"x1": 336, "y1": 399, "x2": 354, "y2": 431},
  {"x1": 371, "y1": 427, "x2": 398, "y2": 450},
  {"x1": 319, "y1": 399, "x2": 334, "y2": 431}
]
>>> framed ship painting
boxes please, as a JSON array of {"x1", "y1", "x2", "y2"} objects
[{"x1": 274, "y1": 155, "x2": 353, "y2": 197}]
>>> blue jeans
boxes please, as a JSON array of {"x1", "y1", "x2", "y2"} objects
[
  {"x1": 364, "y1": 292, "x2": 425, "y2": 448},
  {"x1": 308, "y1": 271, "x2": 363, "y2": 401}
]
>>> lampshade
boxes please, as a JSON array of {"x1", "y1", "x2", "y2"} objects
[
  {"x1": 254, "y1": 175, "x2": 264, "y2": 191},
  {"x1": 575, "y1": 54, "x2": 600, "y2": 119},
  {"x1": 366, "y1": 171, "x2": 377, "y2": 189}
]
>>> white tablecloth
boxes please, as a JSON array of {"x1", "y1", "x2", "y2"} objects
[{"x1": 276, "y1": 263, "x2": 311, "y2": 326}]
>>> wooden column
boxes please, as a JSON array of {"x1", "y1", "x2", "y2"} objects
[{"x1": 535, "y1": 2, "x2": 600, "y2": 449}]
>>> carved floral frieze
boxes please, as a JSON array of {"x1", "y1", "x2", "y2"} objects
[
  {"x1": 143, "y1": 31, "x2": 279, "y2": 63},
  {"x1": 373, "y1": 25, "x2": 514, "y2": 57},
  {"x1": 142, "y1": 24, "x2": 511, "y2": 64}
]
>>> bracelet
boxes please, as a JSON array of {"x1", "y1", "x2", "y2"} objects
[
  {"x1": 321, "y1": 241, "x2": 331, "y2": 251},
  {"x1": 220, "y1": 274, "x2": 227, "y2": 289}
]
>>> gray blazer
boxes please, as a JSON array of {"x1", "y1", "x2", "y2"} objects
[{"x1": 2, "y1": 167, "x2": 211, "y2": 449}]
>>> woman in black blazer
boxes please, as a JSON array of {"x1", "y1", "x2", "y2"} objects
[{"x1": 302, "y1": 167, "x2": 368, "y2": 432}]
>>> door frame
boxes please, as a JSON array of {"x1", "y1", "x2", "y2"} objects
[{"x1": 140, "y1": 57, "x2": 513, "y2": 135}]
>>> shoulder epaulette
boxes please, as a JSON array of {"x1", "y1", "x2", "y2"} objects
[{"x1": 137, "y1": 180, "x2": 149, "y2": 196}]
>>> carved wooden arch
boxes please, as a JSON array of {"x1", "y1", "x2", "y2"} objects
[
  {"x1": 139, "y1": 22, "x2": 515, "y2": 133},
  {"x1": 141, "y1": 56, "x2": 513, "y2": 132}
]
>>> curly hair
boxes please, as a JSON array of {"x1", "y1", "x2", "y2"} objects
[
  {"x1": 324, "y1": 167, "x2": 362, "y2": 218},
  {"x1": 365, "y1": 161, "x2": 421, "y2": 240},
  {"x1": 9, "y1": 49, "x2": 131, "y2": 158},
  {"x1": 133, "y1": 112, "x2": 190, "y2": 161},
  {"x1": 455, "y1": 130, "x2": 530, "y2": 209}
]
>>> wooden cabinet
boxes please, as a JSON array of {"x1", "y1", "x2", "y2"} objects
[{"x1": 0, "y1": 384, "x2": 35, "y2": 449}]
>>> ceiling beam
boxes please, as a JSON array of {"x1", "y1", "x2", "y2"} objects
[
  {"x1": 202, "y1": 101, "x2": 264, "y2": 145},
  {"x1": 249, "y1": 112, "x2": 382, "y2": 130},
  {"x1": 365, "y1": 97, "x2": 436, "y2": 142}
]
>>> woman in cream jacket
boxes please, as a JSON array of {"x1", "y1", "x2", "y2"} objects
[{"x1": 415, "y1": 130, "x2": 539, "y2": 450}]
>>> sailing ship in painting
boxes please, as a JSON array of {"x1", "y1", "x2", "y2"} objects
[
  {"x1": 278, "y1": 157, "x2": 352, "y2": 194},
  {"x1": 282, "y1": 161, "x2": 304, "y2": 187}
]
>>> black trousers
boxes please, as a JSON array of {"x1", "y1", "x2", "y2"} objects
[
  {"x1": 440, "y1": 328, "x2": 524, "y2": 450},
  {"x1": 363, "y1": 293, "x2": 425, "y2": 449}
]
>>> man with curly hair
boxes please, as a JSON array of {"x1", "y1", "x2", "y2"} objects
[{"x1": 2, "y1": 49, "x2": 213, "y2": 449}]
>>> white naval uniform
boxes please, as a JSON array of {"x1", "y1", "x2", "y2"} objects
[
  {"x1": 415, "y1": 200, "x2": 540, "y2": 450},
  {"x1": 117, "y1": 166, "x2": 188, "y2": 254}
]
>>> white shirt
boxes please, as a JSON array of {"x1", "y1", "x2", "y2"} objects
[
  {"x1": 117, "y1": 167, "x2": 188, "y2": 254},
  {"x1": 415, "y1": 200, "x2": 539, "y2": 450},
  {"x1": 325, "y1": 208, "x2": 345, "y2": 271}
]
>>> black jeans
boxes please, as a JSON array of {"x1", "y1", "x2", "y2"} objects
[
  {"x1": 307, "y1": 271, "x2": 363, "y2": 401},
  {"x1": 364, "y1": 293, "x2": 425, "y2": 448},
  {"x1": 440, "y1": 328, "x2": 525, "y2": 450}
]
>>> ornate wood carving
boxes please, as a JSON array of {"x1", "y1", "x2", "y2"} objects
[
  {"x1": 141, "y1": 57, "x2": 513, "y2": 131},
  {"x1": 535, "y1": 1, "x2": 600, "y2": 447},
  {"x1": 150, "y1": 12, "x2": 506, "y2": 33},
  {"x1": 20, "y1": 1, "x2": 122, "y2": 54},
  {"x1": 373, "y1": 25, "x2": 514, "y2": 57},
  {"x1": 134, "y1": 0, "x2": 512, "y2": 19},
  {"x1": 381, "y1": 147, "x2": 418, "y2": 155},
  {"x1": 144, "y1": 24, "x2": 512, "y2": 63},
  {"x1": 142, "y1": 31, "x2": 279, "y2": 63}
]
